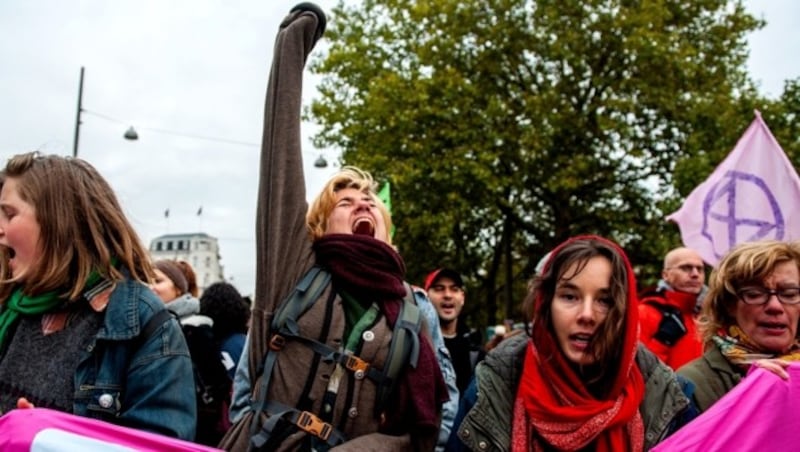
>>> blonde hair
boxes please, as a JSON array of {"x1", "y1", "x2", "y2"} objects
[
  {"x1": 698, "y1": 240, "x2": 800, "y2": 345},
  {"x1": 0, "y1": 152, "x2": 153, "y2": 301},
  {"x1": 305, "y1": 166, "x2": 393, "y2": 244}
]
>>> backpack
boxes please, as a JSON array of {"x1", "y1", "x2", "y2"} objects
[
  {"x1": 641, "y1": 296, "x2": 688, "y2": 346},
  {"x1": 181, "y1": 319, "x2": 232, "y2": 446},
  {"x1": 249, "y1": 266, "x2": 422, "y2": 450}
]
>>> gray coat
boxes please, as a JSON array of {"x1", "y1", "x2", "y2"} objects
[{"x1": 457, "y1": 334, "x2": 691, "y2": 451}]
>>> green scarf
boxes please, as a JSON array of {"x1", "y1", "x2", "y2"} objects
[{"x1": 0, "y1": 270, "x2": 104, "y2": 352}]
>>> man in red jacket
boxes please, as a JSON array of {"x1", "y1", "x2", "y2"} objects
[{"x1": 639, "y1": 247, "x2": 707, "y2": 370}]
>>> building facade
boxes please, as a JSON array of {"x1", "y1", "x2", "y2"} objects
[{"x1": 149, "y1": 232, "x2": 225, "y2": 294}]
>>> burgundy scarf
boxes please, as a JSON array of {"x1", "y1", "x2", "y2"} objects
[{"x1": 313, "y1": 234, "x2": 448, "y2": 437}]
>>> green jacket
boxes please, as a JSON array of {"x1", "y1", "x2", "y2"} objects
[
  {"x1": 457, "y1": 334, "x2": 691, "y2": 451},
  {"x1": 677, "y1": 344, "x2": 743, "y2": 413}
]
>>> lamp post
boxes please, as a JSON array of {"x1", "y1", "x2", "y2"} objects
[
  {"x1": 72, "y1": 67, "x2": 139, "y2": 157},
  {"x1": 72, "y1": 66, "x2": 84, "y2": 157}
]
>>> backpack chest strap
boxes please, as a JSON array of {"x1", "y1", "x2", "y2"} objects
[
  {"x1": 271, "y1": 322, "x2": 389, "y2": 384},
  {"x1": 250, "y1": 399, "x2": 347, "y2": 449}
]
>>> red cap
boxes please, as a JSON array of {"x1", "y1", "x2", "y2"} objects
[{"x1": 423, "y1": 268, "x2": 464, "y2": 291}]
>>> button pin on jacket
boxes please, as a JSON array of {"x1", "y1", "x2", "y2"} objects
[
  {"x1": 98, "y1": 393, "x2": 115, "y2": 409},
  {"x1": 362, "y1": 330, "x2": 375, "y2": 342}
]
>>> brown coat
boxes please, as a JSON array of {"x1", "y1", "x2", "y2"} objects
[{"x1": 220, "y1": 5, "x2": 432, "y2": 451}]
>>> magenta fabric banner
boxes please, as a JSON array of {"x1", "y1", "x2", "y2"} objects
[
  {"x1": 652, "y1": 363, "x2": 800, "y2": 451},
  {"x1": 667, "y1": 111, "x2": 800, "y2": 266},
  {"x1": 0, "y1": 408, "x2": 221, "y2": 451}
]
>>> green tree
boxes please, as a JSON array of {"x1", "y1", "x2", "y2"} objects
[{"x1": 308, "y1": 0, "x2": 765, "y2": 328}]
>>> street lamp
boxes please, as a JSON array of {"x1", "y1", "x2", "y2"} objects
[
  {"x1": 314, "y1": 154, "x2": 328, "y2": 168},
  {"x1": 124, "y1": 126, "x2": 139, "y2": 140}
]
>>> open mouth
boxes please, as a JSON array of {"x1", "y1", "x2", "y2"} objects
[
  {"x1": 352, "y1": 218, "x2": 375, "y2": 237},
  {"x1": 569, "y1": 333, "x2": 593, "y2": 349}
]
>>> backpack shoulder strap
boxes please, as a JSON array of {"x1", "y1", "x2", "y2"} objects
[
  {"x1": 250, "y1": 266, "x2": 331, "y2": 446},
  {"x1": 270, "y1": 266, "x2": 331, "y2": 334},
  {"x1": 373, "y1": 282, "x2": 422, "y2": 417},
  {"x1": 135, "y1": 308, "x2": 175, "y2": 350}
]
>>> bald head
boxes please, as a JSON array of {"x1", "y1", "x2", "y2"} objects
[{"x1": 662, "y1": 247, "x2": 705, "y2": 294}]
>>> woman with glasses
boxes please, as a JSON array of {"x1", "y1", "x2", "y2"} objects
[
  {"x1": 678, "y1": 240, "x2": 800, "y2": 413},
  {"x1": 451, "y1": 235, "x2": 693, "y2": 451}
]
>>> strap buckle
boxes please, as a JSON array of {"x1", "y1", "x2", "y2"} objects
[
  {"x1": 344, "y1": 355, "x2": 370, "y2": 373},
  {"x1": 269, "y1": 334, "x2": 286, "y2": 351},
  {"x1": 296, "y1": 410, "x2": 333, "y2": 441}
]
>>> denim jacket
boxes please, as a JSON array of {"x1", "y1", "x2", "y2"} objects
[{"x1": 72, "y1": 277, "x2": 196, "y2": 440}]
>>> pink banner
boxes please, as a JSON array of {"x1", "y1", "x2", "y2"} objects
[
  {"x1": 667, "y1": 112, "x2": 800, "y2": 266},
  {"x1": 0, "y1": 408, "x2": 221, "y2": 452},
  {"x1": 652, "y1": 363, "x2": 800, "y2": 450}
]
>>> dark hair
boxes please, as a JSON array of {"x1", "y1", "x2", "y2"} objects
[
  {"x1": 524, "y1": 237, "x2": 631, "y2": 388},
  {"x1": 200, "y1": 282, "x2": 250, "y2": 338}
]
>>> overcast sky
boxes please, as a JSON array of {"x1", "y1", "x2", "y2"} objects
[{"x1": 0, "y1": 1, "x2": 796, "y2": 296}]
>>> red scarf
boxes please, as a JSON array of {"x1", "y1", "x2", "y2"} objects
[
  {"x1": 512, "y1": 235, "x2": 645, "y2": 452},
  {"x1": 313, "y1": 234, "x2": 448, "y2": 436}
]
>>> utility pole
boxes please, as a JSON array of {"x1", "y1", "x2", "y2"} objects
[{"x1": 72, "y1": 66, "x2": 84, "y2": 157}]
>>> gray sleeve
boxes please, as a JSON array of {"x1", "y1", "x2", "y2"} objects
[{"x1": 229, "y1": 332, "x2": 252, "y2": 423}]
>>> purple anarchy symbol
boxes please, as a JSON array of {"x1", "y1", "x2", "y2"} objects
[{"x1": 701, "y1": 170, "x2": 784, "y2": 260}]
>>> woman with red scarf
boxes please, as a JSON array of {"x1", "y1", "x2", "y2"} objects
[{"x1": 451, "y1": 236, "x2": 693, "y2": 451}]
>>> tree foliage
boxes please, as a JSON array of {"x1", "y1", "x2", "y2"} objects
[{"x1": 308, "y1": 0, "x2": 781, "y2": 328}]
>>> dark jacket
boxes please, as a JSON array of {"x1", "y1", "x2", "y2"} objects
[
  {"x1": 454, "y1": 334, "x2": 692, "y2": 451},
  {"x1": 677, "y1": 343, "x2": 743, "y2": 413}
]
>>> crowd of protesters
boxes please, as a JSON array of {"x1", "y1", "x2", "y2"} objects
[
  {"x1": 1, "y1": 150, "x2": 797, "y2": 451},
  {"x1": 1, "y1": 5, "x2": 799, "y2": 452}
]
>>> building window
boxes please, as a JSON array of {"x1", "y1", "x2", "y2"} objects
[
  {"x1": 156, "y1": 242, "x2": 163, "y2": 251},
  {"x1": 205, "y1": 256, "x2": 211, "y2": 268},
  {"x1": 177, "y1": 241, "x2": 184, "y2": 250},
  {"x1": 166, "y1": 241, "x2": 173, "y2": 251}
]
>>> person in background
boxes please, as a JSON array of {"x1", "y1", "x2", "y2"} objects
[
  {"x1": 0, "y1": 152, "x2": 195, "y2": 439},
  {"x1": 451, "y1": 235, "x2": 692, "y2": 451},
  {"x1": 151, "y1": 259, "x2": 209, "y2": 327},
  {"x1": 639, "y1": 247, "x2": 707, "y2": 370},
  {"x1": 152, "y1": 259, "x2": 227, "y2": 446},
  {"x1": 425, "y1": 268, "x2": 484, "y2": 394},
  {"x1": 200, "y1": 281, "x2": 250, "y2": 380},
  {"x1": 678, "y1": 240, "x2": 800, "y2": 413}
]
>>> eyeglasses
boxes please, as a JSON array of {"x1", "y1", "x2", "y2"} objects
[
  {"x1": 736, "y1": 287, "x2": 800, "y2": 305},
  {"x1": 667, "y1": 264, "x2": 704, "y2": 274}
]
